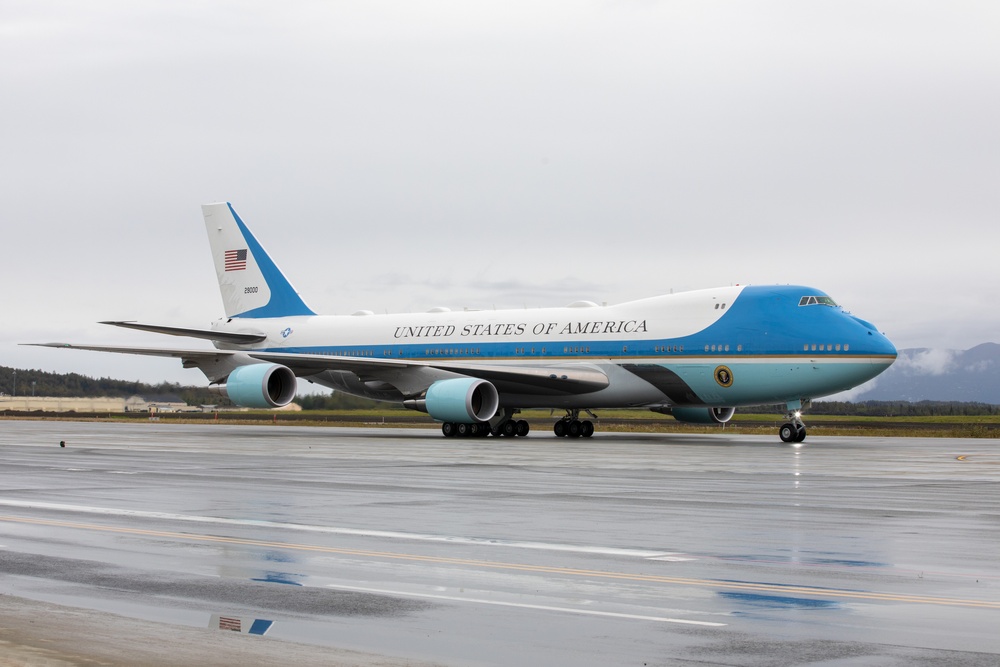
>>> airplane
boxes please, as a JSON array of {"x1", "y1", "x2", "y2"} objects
[{"x1": 33, "y1": 202, "x2": 897, "y2": 442}]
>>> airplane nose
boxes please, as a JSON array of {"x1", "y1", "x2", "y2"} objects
[
  {"x1": 880, "y1": 334, "x2": 898, "y2": 359},
  {"x1": 847, "y1": 313, "x2": 896, "y2": 359},
  {"x1": 866, "y1": 328, "x2": 897, "y2": 359}
]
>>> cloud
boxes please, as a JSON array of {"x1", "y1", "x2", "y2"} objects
[
  {"x1": 965, "y1": 359, "x2": 995, "y2": 373},
  {"x1": 895, "y1": 349, "x2": 957, "y2": 376}
]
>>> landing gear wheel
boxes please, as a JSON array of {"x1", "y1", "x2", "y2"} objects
[
  {"x1": 516, "y1": 420, "x2": 530, "y2": 437},
  {"x1": 501, "y1": 420, "x2": 517, "y2": 437},
  {"x1": 442, "y1": 422, "x2": 456, "y2": 437},
  {"x1": 567, "y1": 420, "x2": 582, "y2": 438},
  {"x1": 581, "y1": 420, "x2": 594, "y2": 438},
  {"x1": 779, "y1": 423, "x2": 797, "y2": 443},
  {"x1": 779, "y1": 423, "x2": 794, "y2": 442},
  {"x1": 457, "y1": 422, "x2": 470, "y2": 436},
  {"x1": 794, "y1": 425, "x2": 807, "y2": 442},
  {"x1": 554, "y1": 420, "x2": 567, "y2": 438}
]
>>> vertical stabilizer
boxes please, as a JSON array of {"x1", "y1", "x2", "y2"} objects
[{"x1": 202, "y1": 202, "x2": 316, "y2": 319}]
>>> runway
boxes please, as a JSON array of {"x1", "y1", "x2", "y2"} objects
[{"x1": 1, "y1": 421, "x2": 998, "y2": 666}]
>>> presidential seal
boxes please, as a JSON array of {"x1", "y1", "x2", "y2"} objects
[{"x1": 714, "y1": 365, "x2": 734, "y2": 388}]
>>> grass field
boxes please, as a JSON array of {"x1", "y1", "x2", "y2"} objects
[{"x1": 4, "y1": 408, "x2": 999, "y2": 438}]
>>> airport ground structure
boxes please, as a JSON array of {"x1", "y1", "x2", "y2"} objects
[
  {"x1": 0, "y1": 395, "x2": 304, "y2": 414},
  {"x1": 1, "y1": 394, "x2": 194, "y2": 413},
  {"x1": 0, "y1": 396, "x2": 127, "y2": 412}
]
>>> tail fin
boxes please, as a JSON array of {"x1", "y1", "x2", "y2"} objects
[{"x1": 202, "y1": 202, "x2": 316, "y2": 319}]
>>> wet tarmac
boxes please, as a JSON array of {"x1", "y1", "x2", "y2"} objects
[{"x1": 1, "y1": 420, "x2": 998, "y2": 666}]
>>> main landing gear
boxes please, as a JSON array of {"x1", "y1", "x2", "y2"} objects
[
  {"x1": 779, "y1": 401, "x2": 808, "y2": 443},
  {"x1": 441, "y1": 408, "x2": 530, "y2": 438},
  {"x1": 553, "y1": 409, "x2": 597, "y2": 438}
]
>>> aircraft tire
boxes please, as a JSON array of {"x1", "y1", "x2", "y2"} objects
[
  {"x1": 794, "y1": 425, "x2": 807, "y2": 442},
  {"x1": 442, "y1": 422, "x2": 456, "y2": 437},
  {"x1": 779, "y1": 423, "x2": 797, "y2": 443},
  {"x1": 553, "y1": 420, "x2": 567, "y2": 438},
  {"x1": 501, "y1": 420, "x2": 517, "y2": 437},
  {"x1": 567, "y1": 420, "x2": 582, "y2": 438},
  {"x1": 581, "y1": 420, "x2": 594, "y2": 438},
  {"x1": 457, "y1": 422, "x2": 470, "y2": 436},
  {"x1": 516, "y1": 420, "x2": 530, "y2": 437}
]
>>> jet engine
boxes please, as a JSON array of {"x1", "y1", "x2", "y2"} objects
[
  {"x1": 662, "y1": 406, "x2": 736, "y2": 424},
  {"x1": 212, "y1": 363, "x2": 297, "y2": 409},
  {"x1": 420, "y1": 377, "x2": 500, "y2": 423}
]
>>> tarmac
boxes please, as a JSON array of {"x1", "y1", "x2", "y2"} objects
[{"x1": 1, "y1": 420, "x2": 998, "y2": 666}]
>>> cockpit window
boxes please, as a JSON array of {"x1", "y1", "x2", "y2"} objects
[{"x1": 798, "y1": 295, "x2": 838, "y2": 307}]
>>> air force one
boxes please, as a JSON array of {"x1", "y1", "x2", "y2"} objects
[{"x1": 36, "y1": 202, "x2": 896, "y2": 442}]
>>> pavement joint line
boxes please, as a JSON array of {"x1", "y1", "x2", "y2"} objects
[{"x1": 3, "y1": 514, "x2": 1000, "y2": 610}]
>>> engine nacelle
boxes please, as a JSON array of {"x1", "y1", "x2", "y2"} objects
[
  {"x1": 666, "y1": 406, "x2": 736, "y2": 425},
  {"x1": 212, "y1": 363, "x2": 297, "y2": 409},
  {"x1": 424, "y1": 377, "x2": 499, "y2": 423}
]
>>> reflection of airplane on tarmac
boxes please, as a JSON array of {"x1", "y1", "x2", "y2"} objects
[{"x1": 35, "y1": 203, "x2": 896, "y2": 442}]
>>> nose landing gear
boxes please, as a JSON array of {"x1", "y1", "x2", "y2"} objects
[{"x1": 779, "y1": 400, "x2": 808, "y2": 443}]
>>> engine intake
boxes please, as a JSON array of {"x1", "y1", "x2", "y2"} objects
[{"x1": 212, "y1": 363, "x2": 297, "y2": 409}]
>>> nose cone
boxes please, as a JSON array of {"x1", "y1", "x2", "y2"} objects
[{"x1": 877, "y1": 331, "x2": 898, "y2": 360}]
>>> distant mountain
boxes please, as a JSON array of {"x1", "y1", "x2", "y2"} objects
[{"x1": 847, "y1": 343, "x2": 1000, "y2": 404}]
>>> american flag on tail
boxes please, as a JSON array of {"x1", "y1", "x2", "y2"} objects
[
  {"x1": 218, "y1": 616, "x2": 242, "y2": 631},
  {"x1": 224, "y1": 249, "x2": 247, "y2": 271}
]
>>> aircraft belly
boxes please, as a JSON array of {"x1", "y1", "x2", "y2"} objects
[{"x1": 297, "y1": 358, "x2": 893, "y2": 409}]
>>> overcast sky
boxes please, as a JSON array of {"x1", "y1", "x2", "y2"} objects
[{"x1": 3, "y1": 1, "x2": 998, "y2": 389}]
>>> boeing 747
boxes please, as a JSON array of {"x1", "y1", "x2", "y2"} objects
[{"x1": 35, "y1": 203, "x2": 897, "y2": 442}]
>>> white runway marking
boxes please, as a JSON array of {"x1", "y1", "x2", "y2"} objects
[
  {"x1": 0, "y1": 499, "x2": 691, "y2": 561},
  {"x1": 327, "y1": 584, "x2": 728, "y2": 626}
]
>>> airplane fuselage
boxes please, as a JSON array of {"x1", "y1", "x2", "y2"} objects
[{"x1": 211, "y1": 284, "x2": 896, "y2": 410}]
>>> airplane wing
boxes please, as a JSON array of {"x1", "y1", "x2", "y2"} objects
[
  {"x1": 24, "y1": 343, "x2": 242, "y2": 382},
  {"x1": 27, "y1": 343, "x2": 609, "y2": 396},
  {"x1": 248, "y1": 351, "x2": 610, "y2": 396},
  {"x1": 26, "y1": 342, "x2": 233, "y2": 361}
]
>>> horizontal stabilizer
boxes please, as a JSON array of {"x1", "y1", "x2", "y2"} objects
[{"x1": 100, "y1": 321, "x2": 267, "y2": 344}]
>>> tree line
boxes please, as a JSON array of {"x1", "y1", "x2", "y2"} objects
[
  {"x1": 743, "y1": 400, "x2": 1000, "y2": 417},
  {"x1": 0, "y1": 366, "x2": 229, "y2": 407}
]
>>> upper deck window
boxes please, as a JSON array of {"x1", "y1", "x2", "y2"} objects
[{"x1": 798, "y1": 295, "x2": 838, "y2": 307}]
